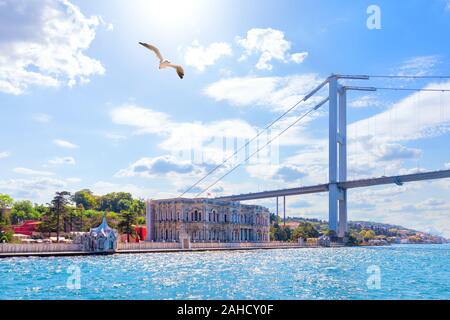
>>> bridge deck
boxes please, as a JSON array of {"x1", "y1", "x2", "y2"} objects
[{"x1": 216, "y1": 169, "x2": 450, "y2": 201}]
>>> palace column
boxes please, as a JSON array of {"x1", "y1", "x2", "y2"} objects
[{"x1": 145, "y1": 200, "x2": 153, "y2": 241}]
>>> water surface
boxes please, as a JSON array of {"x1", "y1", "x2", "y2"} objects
[{"x1": 1, "y1": 244, "x2": 449, "y2": 299}]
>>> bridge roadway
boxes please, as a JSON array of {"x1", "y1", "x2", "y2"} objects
[{"x1": 216, "y1": 169, "x2": 450, "y2": 202}]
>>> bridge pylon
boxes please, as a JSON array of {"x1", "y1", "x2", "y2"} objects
[{"x1": 328, "y1": 74, "x2": 370, "y2": 239}]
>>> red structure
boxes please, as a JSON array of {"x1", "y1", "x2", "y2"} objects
[
  {"x1": 118, "y1": 225, "x2": 147, "y2": 243},
  {"x1": 134, "y1": 225, "x2": 147, "y2": 241},
  {"x1": 13, "y1": 220, "x2": 41, "y2": 236}
]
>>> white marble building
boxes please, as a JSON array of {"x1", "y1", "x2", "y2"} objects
[{"x1": 146, "y1": 198, "x2": 270, "y2": 242}]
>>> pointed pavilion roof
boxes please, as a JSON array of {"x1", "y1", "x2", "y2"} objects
[{"x1": 90, "y1": 216, "x2": 114, "y2": 236}]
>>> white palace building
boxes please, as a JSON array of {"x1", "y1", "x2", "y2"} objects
[{"x1": 145, "y1": 198, "x2": 271, "y2": 243}]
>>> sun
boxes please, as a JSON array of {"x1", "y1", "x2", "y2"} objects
[{"x1": 136, "y1": 0, "x2": 207, "y2": 31}]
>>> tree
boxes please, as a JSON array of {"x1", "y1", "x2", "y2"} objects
[
  {"x1": 0, "y1": 194, "x2": 14, "y2": 209},
  {"x1": 270, "y1": 223, "x2": 291, "y2": 241},
  {"x1": 10, "y1": 200, "x2": 39, "y2": 224},
  {"x1": 118, "y1": 210, "x2": 137, "y2": 242},
  {"x1": 360, "y1": 229, "x2": 376, "y2": 241},
  {"x1": 49, "y1": 191, "x2": 72, "y2": 242},
  {"x1": 72, "y1": 189, "x2": 98, "y2": 210},
  {"x1": 347, "y1": 232, "x2": 362, "y2": 246},
  {"x1": 0, "y1": 194, "x2": 13, "y2": 228},
  {"x1": 98, "y1": 192, "x2": 133, "y2": 212},
  {"x1": 292, "y1": 222, "x2": 320, "y2": 241}
]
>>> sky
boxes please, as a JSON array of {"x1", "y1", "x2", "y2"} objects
[{"x1": 1, "y1": 0, "x2": 450, "y2": 236}]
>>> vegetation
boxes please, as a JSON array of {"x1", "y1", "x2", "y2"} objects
[
  {"x1": 270, "y1": 223, "x2": 292, "y2": 241},
  {"x1": 0, "y1": 190, "x2": 146, "y2": 242},
  {"x1": 292, "y1": 222, "x2": 320, "y2": 241}
]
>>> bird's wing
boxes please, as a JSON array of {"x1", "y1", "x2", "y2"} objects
[
  {"x1": 138, "y1": 42, "x2": 164, "y2": 62},
  {"x1": 166, "y1": 63, "x2": 184, "y2": 79}
]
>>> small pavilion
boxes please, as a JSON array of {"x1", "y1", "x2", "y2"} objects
[{"x1": 81, "y1": 216, "x2": 118, "y2": 253}]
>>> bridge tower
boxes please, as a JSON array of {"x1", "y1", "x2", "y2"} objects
[{"x1": 328, "y1": 75, "x2": 348, "y2": 238}]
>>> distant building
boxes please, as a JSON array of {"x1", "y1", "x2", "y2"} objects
[
  {"x1": 146, "y1": 198, "x2": 270, "y2": 243},
  {"x1": 13, "y1": 220, "x2": 41, "y2": 236}
]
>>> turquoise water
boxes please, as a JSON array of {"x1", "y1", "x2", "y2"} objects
[{"x1": 1, "y1": 244, "x2": 449, "y2": 299}]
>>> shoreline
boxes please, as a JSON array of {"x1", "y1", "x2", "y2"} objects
[
  {"x1": 1, "y1": 242, "x2": 446, "y2": 259},
  {"x1": 0, "y1": 244, "x2": 330, "y2": 258}
]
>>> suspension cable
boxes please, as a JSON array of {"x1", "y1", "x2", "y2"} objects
[
  {"x1": 373, "y1": 87, "x2": 450, "y2": 92},
  {"x1": 178, "y1": 77, "x2": 330, "y2": 197},
  {"x1": 194, "y1": 97, "x2": 330, "y2": 198},
  {"x1": 367, "y1": 75, "x2": 450, "y2": 79}
]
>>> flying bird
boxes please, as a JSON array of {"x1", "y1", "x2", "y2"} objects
[{"x1": 138, "y1": 42, "x2": 184, "y2": 79}]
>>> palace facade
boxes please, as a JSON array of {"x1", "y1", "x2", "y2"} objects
[{"x1": 145, "y1": 198, "x2": 270, "y2": 242}]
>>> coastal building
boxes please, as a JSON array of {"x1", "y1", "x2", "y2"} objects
[
  {"x1": 145, "y1": 198, "x2": 270, "y2": 243},
  {"x1": 81, "y1": 216, "x2": 118, "y2": 252}
]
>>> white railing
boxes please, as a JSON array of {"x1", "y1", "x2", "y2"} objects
[
  {"x1": 118, "y1": 242, "x2": 181, "y2": 250},
  {"x1": 0, "y1": 241, "x2": 317, "y2": 254},
  {"x1": 0, "y1": 243, "x2": 82, "y2": 253},
  {"x1": 190, "y1": 241, "x2": 302, "y2": 249}
]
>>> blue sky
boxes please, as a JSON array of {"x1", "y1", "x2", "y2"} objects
[{"x1": 1, "y1": 0, "x2": 450, "y2": 235}]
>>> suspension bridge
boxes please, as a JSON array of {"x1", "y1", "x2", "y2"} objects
[{"x1": 181, "y1": 74, "x2": 450, "y2": 240}]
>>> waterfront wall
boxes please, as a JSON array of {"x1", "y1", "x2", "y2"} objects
[
  {"x1": 0, "y1": 243, "x2": 82, "y2": 253},
  {"x1": 1, "y1": 241, "x2": 311, "y2": 255},
  {"x1": 190, "y1": 241, "x2": 302, "y2": 249},
  {"x1": 118, "y1": 242, "x2": 181, "y2": 250},
  {"x1": 117, "y1": 241, "x2": 304, "y2": 251}
]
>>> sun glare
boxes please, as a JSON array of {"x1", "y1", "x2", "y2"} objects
[{"x1": 137, "y1": 0, "x2": 207, "y2": 31}]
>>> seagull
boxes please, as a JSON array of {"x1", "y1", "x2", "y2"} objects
[{"x1": 138, "y1": 42, "x2": 184, "y2": 79}]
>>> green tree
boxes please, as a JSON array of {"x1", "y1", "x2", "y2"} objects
[
  {"x1": 49, "y1": 191, "x2": 72, "y2": 241},
  {"x1": 118, "y1": 210, "x2": 137, "y2": 242},
  {"x1": 0, "y1": 228, "x2": 13, "y2": 243},
  {"x1": 98, "y1": 192, "x2": 133, "y2": 212},
  {"x1": 0, "y1": 194, "x2": 14, "y2": 209},
  {"x1": 346, "y1": 231, "x2": 362, "y2": 246},
  {"x1": 10, "y1": 200, "x2": 39, "y2": 224},
  {"x1": 360, "y1": 229, "x2": 376, "y2": 241},
  {"x1": 270, "y1": 223, "x2": 291, "y2": 241},
  {"x1": 72, "y1": 189, "x2": 98, "y2": 210},
  {"x1": 34, "y1": 203, "x2": 49, "y2": 216},
  {"x1": 0, "y1": 194, "x2": 14, "y2": 227},
  {"x1": 292, "y1": 222, "x2": 320, "y2": 241}
]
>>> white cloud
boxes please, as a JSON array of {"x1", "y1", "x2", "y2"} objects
[
  {"x1": 32, "y1": 113, "x2": 52, "y2": 123},
  {"x1": 445, "y1": 163, "x2": 450, "y2": 169},
  {"x1": 116, "y1": 155, "x2": 208, "y2": 178},
  {"x1": 349, "y1": 80, "x2": 450, "y2": 144},
  {"x1": 53, "y1": 139, "x2": 79, "y2": 149},
  {"x1": 349, "y1": 95, "x2": 382, "y2": 108},
  {"x1": 110, "y1": 105, "x2": 171, "y2": 135},
  {"x1": 290, "y1": 52, "x2": 308, "y2": 64},
  {"x1": 373, "y1": 143, "x2": 422, "y2": 161},
  {"x1": 13, "y1": 167, "x2": 55, "y2": 176},
  {"x1": 0, "y1": 151, "x2": 11, "y2": 159},
  {"x1": 397, "y1": 55, "x2": 440, "y2": 77},
  {"x1": 0, "y1": 0, "x2": 106, "y2": 95},
  {"x1": 48, "y1": 156, "x2": 76, "y2": 165},
  {"x1": 237, "y1": 28, "x2": 308, "y2": 70},
  {"x1": 246, "y1": 164, "x2": 308, "y2": 183},
  {"x1": 204, "y1": 73, "x2": 324, "y2": 111},
  {"x1": 0, "y1": 177, "x2": 79, "y2": 202},
  {"x1": 184, "y1": 40, "x2": 232, "y2": 71},
  {"x1": 111, "y1": 104, "x2": 257, "y2": 157}
]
